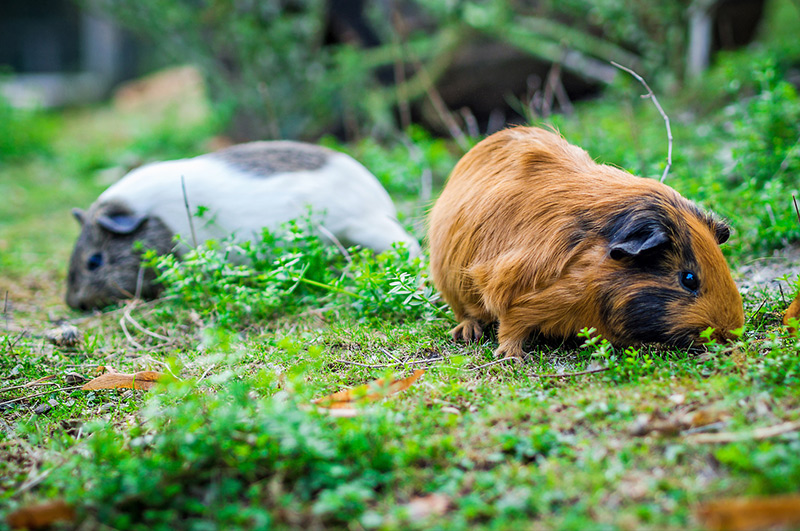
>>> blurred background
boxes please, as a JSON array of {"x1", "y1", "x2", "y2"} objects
[{"x1": 0, "y1": 0, "x2": 788, "y2": 142}]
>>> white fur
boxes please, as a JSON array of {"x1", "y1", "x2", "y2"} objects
[{"x1": 98, "y1": 149, "x2": 421, "y2": 256}]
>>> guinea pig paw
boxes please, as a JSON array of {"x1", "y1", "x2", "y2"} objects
[
  {"x1": 493, "y1": 341, "x2": 525, "y2": 362},
  {"x1": 451, "y1": 319, "x2": 484, "y2": 343}
]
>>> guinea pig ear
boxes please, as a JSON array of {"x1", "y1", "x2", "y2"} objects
[
  {"x1": 96, "y1": 213, "x2": 149, "y2": 235},
  {"x1": 72, "y1": 208, "x2": 86, "y2": 226},
  {"x1": 711, "y1": 220, "x2": 731, "y2": 245},
  {"x1": 609, "y1": 225, "x2": 669, "y2": 260}
]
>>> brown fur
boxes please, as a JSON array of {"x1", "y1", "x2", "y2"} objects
[{"x1": 428, "y1": 127, "x2": 744, "y2": 358}]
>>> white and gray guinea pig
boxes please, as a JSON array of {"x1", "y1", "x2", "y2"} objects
[{"x1": 67, "y1": 141, "x2": 421, "y2": 310}]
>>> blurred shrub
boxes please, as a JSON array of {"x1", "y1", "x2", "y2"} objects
[
  {"x1": 91, "y1": 0, "x2": 698, "y2": 141},
  {"x1": 0, "y1": 94, "x2": 57, "y2": 161},
  {"x1": 89, "y1": 0, "x2": 356, "y2": 140}
]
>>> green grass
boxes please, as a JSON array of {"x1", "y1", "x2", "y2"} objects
[{"x1": 2, "y1": 37, "x2": 800, "y2": 530}]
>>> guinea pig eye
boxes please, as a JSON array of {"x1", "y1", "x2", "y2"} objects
[
  {"x1": 679, "y1": 271, "x2": 699, "y2": 293},
  {"x1": 87, "y1": 252, "x2": 104, "y2": 271}
]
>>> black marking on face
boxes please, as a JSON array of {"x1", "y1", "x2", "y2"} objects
[{"x1": 618, "y1": 287, "x2": 685, "y2": 345}]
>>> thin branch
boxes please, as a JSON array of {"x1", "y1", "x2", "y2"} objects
[
  {"x1": 687, "y1": 419, "x2": 800, "y2": 444},
  {"x1": 381, "y1": 348, "x2": 402, "y2": 364},
  {"x1": 3, "y1": 290, "x2": 8, "y2": 330},
  {"x1": 532, "y1": 366, "x2": 609, "y2": 378},
  {"x1": 333, "y1": 357, "x2": 443, "y2": 369},
  {"x1": 119, "y1": 314, "x2": 143, "y2": 350},
  {"x1": 793, "y1": 194, "x2": 800, "y2": 224},
  {"x1": 611, "y1": 61, "x2": 673, "y2": 183},
  {"x1": 391, "y1": 9, "x2": 412, "y2": 131},
  {"x1": 124, "y1": 303, "x2": 169, "y2": 341},
  {"x1": 469, "y1": 357, "x2": 518, "y2": 371},
  {"x1": 198, "y1": 364, "x2": 216, "y2": 382},
  {"x1": 316, "y1": 224, "x2": 352, "y2": 263},
  {"x1": 180, "y1": 175, "x2": 198, "y2": 248},
  {"x1": 0, "y1": 385, "x2": 84, "y2": 408},
  {"x1": 134, "y1": 264, "x2": 146, "y2": 300}
]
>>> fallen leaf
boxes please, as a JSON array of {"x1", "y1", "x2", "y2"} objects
[
  {"x1": 314, "y1": 370, "x2": 425, "y2": 409},
  {"x1": 405, "y1": 493, "x2": 451, "y2": 521},
  {"x1": 784, "y1": 291, "x2": 800, "y2": 334},
  {"x1": 6, "y1": 500, "x2": 75, "y2": 529},
  {"x1": 697, "y1": 494, "x2": 800, "y2": 531},
  {"x1": 25, "y1": 375, "x2": 56, "y2": 386},
  {"x1": 81, "y1": 370, "x2": 164, "y2": 391},
  {"x1": 631, "y1": 408, "x2": 728, "y2": 437}
]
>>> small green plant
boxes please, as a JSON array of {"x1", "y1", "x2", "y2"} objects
[
  {"x1": 147, "y1": 215, "x2": 446, "y2": 326},
  {"x1": 39, "y1": 382, "x2": 402, "y2": 528},
  {"x1": 577, "y1": 327, "x2": 656, "y2": 383}
]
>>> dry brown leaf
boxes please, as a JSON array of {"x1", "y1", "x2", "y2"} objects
[
  {"x1": 784, "y1": 291, "x2": 800, "y2": 334},
  {"x1": 697, "y1": 494, "x2": 800, "y2": 531},
  {"x1": 81, "y1": 370, "x2": 164, "y2": 391},
  {"x1": 6, "y1": 500, "x2": 75, "y2": 529},
  {"x1": 405, "y1": 493, "x2": 451, "y2": 521},
  {"x1": 631, "y1": 408, "x2": 728, "y2": 437},
  {"x1": 314, "y1": 369, "x2": 425, "y2": 409}
]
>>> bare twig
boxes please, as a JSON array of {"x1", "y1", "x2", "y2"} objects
[
  {"x1": 134, "y1": 264, "x2": 146, "y2": 301},
  {"x1": 400, "y1": 135, "x2": 433, "y2": 205},
  {"x1": 180, "y1": 175, "x2": 198, "y2": 248},
  {"x1": 611, "y1": 61, "x2": 673, "y2": 183},
  {"x1": 460, "y1": 108, "x2": 480, "y2": 138},
  {"x1": 532, "y1": 366, "x2": 609, "y2": 378},
  {"x1": 0, "y1": 378, "x2": 57, "y2": 395},
  {"x1": 391, "y1": 9, "x2": 412, "y2": 131},
  {"x1": 124, "y1": 308, "x2": 169, "y2": 341},
  {"x1": 3, "y1": 291, "x2": 8, "y2": 330},
  {"x1": 198, "y1": 364, "x2": 216, "y2": 382},
  {"x1": 381, "y1": 348, "x2": 402, "y2": 364},
  {"x1": 119, "y1": 314, "x2": 143, "y2": 350},
  {"x1": 139, "y1": 356, "x2": 183, "y2": 381},
  {"x1": 0, "y1": 385, "x2": 84, "y2": 408},
  {"x1": 686, "y1": 419, "x2": 800, "y2": 444},
  {"x1": 316, "y1": 224, "x2": 352, "y2": 263},
  {"x1": 469, "y1": 357, "x2": 518, "y2": 371},
  {"x1": 793, "y1": 194, "x2": 800, "y2": 224},
  {"x1": 404, "y1": 50, "x2": 469, "y2": 151},
  {"x1": 333, "y1": 357, "x2": 443, "y2": 369}
]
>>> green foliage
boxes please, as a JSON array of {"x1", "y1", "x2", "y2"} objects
[
  {"x1": 718, "y1": 59, "x2": 800, "y2": 253},
  {"x1": 576, "y1": 328, "x2": 657, "y2": 383},
  {"x1": 0, "y1": 95, "x2": 57, "y2": 161},
  {"x1": 42, "y1": 383, "x2": 400, "y2": 528},
  {"x1": 726, "y1": 58, "x2": 800, "y2": 186},
  {"x1": 148, "y1": 216, "x2": 445, "y2": 326},
  {"x1": 92, "y1": 0, "x2": 705, "y2": 140},
  {"x1": 90, "y1": 0, "x2": 376, "y2": 140},
  {"x1": 716, "y1": 439, "x2": 800, "y2": 494}
]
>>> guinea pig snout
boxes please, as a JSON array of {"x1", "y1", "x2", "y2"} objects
[{"x1": 710, "y1": 327, "x2": 740, "y2": 344}]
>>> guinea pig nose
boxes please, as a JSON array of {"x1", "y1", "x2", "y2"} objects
[{"x1": 711, "y1": 328, "x2": 738, "y2": 344}]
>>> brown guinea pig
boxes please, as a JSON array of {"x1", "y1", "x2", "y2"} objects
[{"x1": 428, "y1": 126, "x2": 744, "y2": 358}]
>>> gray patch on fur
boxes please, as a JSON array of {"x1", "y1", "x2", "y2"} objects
[{"x1": 212, "y1": 141, "x2": 332, "y2": 176}]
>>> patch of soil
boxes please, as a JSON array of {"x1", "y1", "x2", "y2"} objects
[{"x1": 737, "y1": 244, "x2": 800, "y2": 295}]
